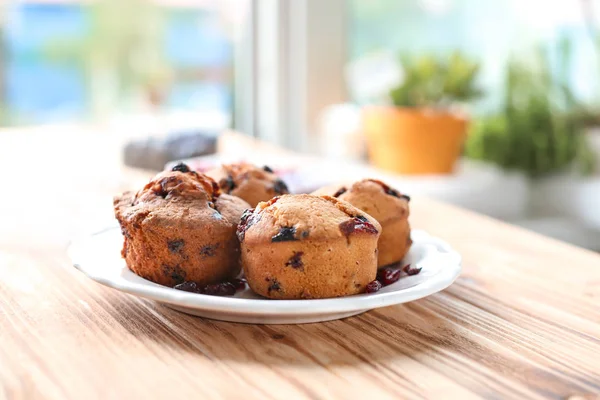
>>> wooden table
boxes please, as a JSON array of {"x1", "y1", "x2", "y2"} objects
[{"x1": 1, "y1": 129, "x2": 600, "y2": 399}]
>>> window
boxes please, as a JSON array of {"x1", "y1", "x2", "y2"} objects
[
  {"x1": 348, "y1": 0, "x2": 600, "y2": 112},
  {"x1": 0, "y1": 0, "x2": 249, "y2": 126}
]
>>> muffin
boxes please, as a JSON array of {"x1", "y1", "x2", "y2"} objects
[
  {"x1": 205, "y1": 162, "x2": 289, "y2": 207},
  {"x1": 313, "y1": 179, "x2": 411, "y2": 268},
  {"x1": 238, "y1": 194, "x2": 381, "y2": 299},
  {"x1": 114, "y1": 163, "x2": 250, "y2": 287}
]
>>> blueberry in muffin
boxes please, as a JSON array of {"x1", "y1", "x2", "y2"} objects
[{"x1": 205, "y1": 162, "x2": 290, "y2": 207}]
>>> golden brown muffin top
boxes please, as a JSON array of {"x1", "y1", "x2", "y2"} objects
[
  {"x1": 313, "y1": 179, "x2": 409, "y2": 224},
  {"x1": 134, "y1": 164, "x2": 220, "y2": 205},
  {"x1": 114, "y1": 163, "x2": 250, "y2": 228},
  {"x1": 205, "y1": 162, "x2": 289, "y2": 207},
  {"x1": 237, "y1": 194, "x2": 381, "y2": 244}
]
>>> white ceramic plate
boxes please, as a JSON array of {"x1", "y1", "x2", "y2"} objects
[{"x1": 69, "y1": 228, "x2": 461, "y2": 324}]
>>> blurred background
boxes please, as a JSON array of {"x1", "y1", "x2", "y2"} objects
[{"x1": 1, "y1": 0, "x2": 600, "y2": 252}]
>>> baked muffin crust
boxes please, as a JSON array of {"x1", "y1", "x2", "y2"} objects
[
  {"x1": 114, "y1": 165, "x2": 249, "y2": 286},
  {"x1": 314, "y1": 179, "x2": 411, "y2": 267},
  {"x1": 238, "y1": 194, "x2": 381, "y2": 299},
  {"x1": 206, "y1": 162, "x2": 289, "y2": 207}
]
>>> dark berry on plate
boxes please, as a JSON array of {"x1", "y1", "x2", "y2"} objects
[
  {"x1": 285, "y1": 251, "x2": 304, "y2": 270},
  {"x1": 271, "y1": 226, "x2": 298, "y2": 242},
  {"x1": 171, "y1": 163, "x2": 190, "y2": 173},
  {"x1": 339, "y1": 215, "x2": 378, "y2": 237},
  {"x1": 230, "y1": 278, "x2": 247, "y2": 291},
  {"x1": 365, "y1": 280, "x2": 382, "y2": 293},
  {"x1": 377, "y1": 267, "x2": 401, "y2": 286},
  {"x1": 273, "y1": 179, "x2": 289, "y2": 195},
  {"x1": 403, "y1": 264, "x2": 422, "y2": 276},
  {"x1": 263, "y1": 165, "x2": 274, "y2": 173},
  {"x1": 200, "y1": 244, "x2": 218, "y2": 257},
  {"x1": 333, "y1": 187, "x2": 347, "y2": 198},
  {"x1": 168, "y1": 239, "x2": 185, "y2": 253},
  {"x1": 203, "y1": 282, "x2": 236, "y2": 296},
  {"x1": 174, "y1": 281, "x2": 203, "y2": 293}
]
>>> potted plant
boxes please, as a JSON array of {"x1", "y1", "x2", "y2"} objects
[
  {"x1": 465, "y1": 50, "x2": 595, "y2": 178},
  {"x1": 363, "y1": 51, "x2": 481, "y2": 174},
  {"x1": 465, "y1": 50, "x2": 596, "y2": 221}
]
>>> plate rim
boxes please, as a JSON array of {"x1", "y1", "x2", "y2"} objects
[{"x1": 69, "y1": 228, "x2": 461, "y2": 316}]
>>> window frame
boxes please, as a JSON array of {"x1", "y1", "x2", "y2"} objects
[{"x1": 234, "y1": 0, "x2": 348, "y2": 152}]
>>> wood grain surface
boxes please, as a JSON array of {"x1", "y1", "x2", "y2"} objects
[
  {"x1": 1, "y1": 196, "x2": 600, "y2": 400},
  {"x1": 1, "y1": 128, "x2": 599, "y2": 399}
]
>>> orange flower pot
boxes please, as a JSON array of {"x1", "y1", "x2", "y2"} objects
[{"x1": 363, "y1": 107, "x2": 468, "y2": 174}]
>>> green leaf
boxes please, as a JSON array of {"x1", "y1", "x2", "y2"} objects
[
  {"x1": 389, "y1": 52, "x2": 481, "y2": 107},
  {"x1": 464, "y1": 50, "x2": 593, "y2": 177}
]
